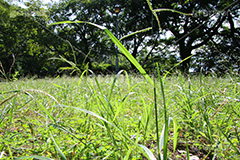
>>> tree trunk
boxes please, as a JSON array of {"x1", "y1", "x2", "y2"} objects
[
  {"x1": 130, "y1": 46, "x2": 138, "y2": 69},
  {"x1": 179, "y1": 40, "x2": 192, "y2": 73}
]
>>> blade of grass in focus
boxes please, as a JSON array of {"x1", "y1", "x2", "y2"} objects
[
  {"x1": 50, "y1": 21, "x2": 154, "y2": 86},
  {"x1": 157, "y1": 63, "x2": 168, "y2": 160}
]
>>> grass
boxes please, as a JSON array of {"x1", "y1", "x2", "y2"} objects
[
  {"x1": 1, "y1": 1, "x2": 239, "y2": 159},
  {"x1": 0, "y1": 72, "x2": 240, "y2": 159}
]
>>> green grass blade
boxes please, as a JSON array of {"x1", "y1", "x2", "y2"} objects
[
  {"x1": 138, "y1": 144, "x2": 157, "y2": 160},
  {"x1": 0, "y1": 105, "x2": 11, "y2": 125},
  {"x1": 7, "y1": 145, "x2": 13, "y2": 160},
  {"x1": 16, "y1": 156, "x2": 53, "y2": 160},
  {"x1": 50, "y1": 123, "x2": 80, "y2": 140},
  {"x1": 78, "y1": 69, "x2": 88, "y2": 86},
  {"x1": 108, "y1": 70, "x2": 124, "y2": 101},
  {"x1": 104, "y1": 29, "x2": 153, "y2": 86},
  {"x1": 173, "y1": 118, "x2": 179, "y2": 153},
  {"x1": 157, "y1": 63, "x2": 168, "y2": 160},
  {"x1": 53, "y1": 104, "x2": 152, "y2": 158},
  {"x1": 50, "y1": 21, "x2": 154, "y2": 86},
  {"x1": 153, "y1": 8, "x2": 192, "y2": 16},
  {"x1": 0, "y1": 89, "x2": 57, "y2": 123},
  {"x1": 124, "y1": 148, "x2": 132, "y2": 160},
  {"x1": 218, "y1": 125, "x2": 240, "y2": 155},
  {"x1": 54, "y1": 104, "x2": 130, "y2": 140},
  {"x1": 25, "y1": 92, "x2": 56, "y2": 123},
  {"x1": 186, "y1": 139, "x2": 190, "y2": 160},
  {"x1": 52, "y1": 83, "x2": 65, "y2": 89},
  {"x1": 123, "y1": 70, "x2": 131, "y2": 91},
  {"x1": 153, "y1": 79, "x2": 161, "y2": 160},
  {"x1": 145, "y1": 0, "x2": 162, "y2": 32},
  {"x1": 88, "y1": 70, "x2": 115, "y2": 116},
  {"x1": 50, "y1": 132, "x2": 67, "y2": 160},
  {"x1": 163, "y1": 55, "x2": 193, "y2": 80},
  {"x1": 120, "y1": 27, "x2": 152, "y2": 41}
]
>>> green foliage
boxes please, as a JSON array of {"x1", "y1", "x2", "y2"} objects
[
  {"x1": 1, "y1": 74, "x2": 240, "y2": 159},
  {"x1": 0, "y1": 1, "x2": 57, "y2": 79},
  {"x1": 1, "y1": 0, "x2": 239, "y2": 78}
]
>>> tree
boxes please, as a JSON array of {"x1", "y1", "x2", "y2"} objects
[
  {"x1": 49, "y1": 0, "x2": 166, "y2": 71},
  {"x1": 150, "y1": 0, "x2": 240, "y2": 72},
  {"x1": 193, "y1": 9, "x2": 240, "y2": 74},
  {"x1": 0, "y1": 0, "x2": 63, "y2": 78},
  {"x1": 1, "y1": 0, "x2": 239, "y2": 78},
  {"x1": 48, "y1": 0, "x2": 116, "y2": 72}
]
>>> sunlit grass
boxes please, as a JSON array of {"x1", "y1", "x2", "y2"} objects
[{"x1": 1, "y1": 73, "x2": 239, "y2": 159}]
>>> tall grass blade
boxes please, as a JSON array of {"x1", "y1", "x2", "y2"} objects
[
  {"x1": 78, "y1": 69, "x2": 88, "y2": 86},
  {"x1": 25, "y1": 92, "x2": 56, "y2": 123},
  {"x1": 0, "y1": 105, "x2": 11, "y2": 125},
  {"x1": 50, "y1": 123, "x2": 80, "y2": 140},
  {"x1": 16, "y1": 156, "x2": 53, "y2": 160},
  {"x1": 108, "y1": 70, "x2": 124, "y2": 101},
  {"x1": 104, "y1": 29, "x2": 153, "y2": 85},
  {"x1": 53, "y1": 105, "x2": 130, "y2": 141},
  {"x1": 7, "y1": 145, "x2": 13, "y2": 160},
  {"x1": 53, "y1": 104, "x2": 151, "y2": 158},
  {"x1": 186, "y1": 138, "x2": 190, "y2": 160},
  {"x1": 138, "y1": 144, "x2": 157, "y2": 160},
  {"x1": 153, "y1": 79, "x2": 161, "y2": 160},
  {"x1": 163, "y1": 55, "x2": 193, "y2": 80},
  {"x1": 146, "y1": 1, "x2": 192, "y2": 32},
  {"x1": 121, "y1": 92, "x2": 135, "y2": 103},
  {"x1": 124, "y1": 148, "x2": 132, "y2": 160},
  {"x1": 50, "y1": 55, "x2": 81, "y2": 74},
  {"x1": 218, "y1": 125, "x2": 240, "y2": 155},
  {"x1": 50, "y1": 132, "x2": 67, "y2": 160},
  {"x1": 157, "y1": 63, "x2": 168, "y2": 160},
  {"x1": 123, "y1": 70, "x2": 131, "y2": 91},
  {"x1": 173, "y1": 118, "x2": 179, "y2": 153},
  {"x1": 145, "y1": 0, "x2": 162, "y2": 32},
  {"x1": 50, "y1": 21, "x2": 154, "y2": 86},
  {"x1": 120, "y1": 27, "x2": 152, "y2": 41},
  {"x1": 153, "y1": 8, "x2": 192, "y2": 16}
]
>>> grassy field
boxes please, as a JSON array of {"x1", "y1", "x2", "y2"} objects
[{"x1": 0, "y1": 72, "x2": 240, "y2": 159}]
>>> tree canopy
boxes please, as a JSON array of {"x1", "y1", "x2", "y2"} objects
[{"x1": 0, "y1": 0, "x2": 239, "y2": 80}]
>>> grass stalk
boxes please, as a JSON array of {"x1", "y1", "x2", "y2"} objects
[
  {"x1": 153, "y1": 78, "x2": 161, "y2": 160},
  {"x1": 157, "y1": 63, "x2": 168, "y2": 160}
]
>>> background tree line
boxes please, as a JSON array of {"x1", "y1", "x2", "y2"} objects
[{"x1": 0, "y1": 0, "x2": 239, "y2": 80}]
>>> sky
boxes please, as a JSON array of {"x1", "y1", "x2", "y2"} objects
[
  {"x1": 12, "y1": 0, "x2": 59, "y2": 7},
  {"x1": 43, "y1": 0, "x2": 59, "y2": 4}
]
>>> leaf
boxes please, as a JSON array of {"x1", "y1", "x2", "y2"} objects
[
  {"x1": 218, "y1": 125, "x2": 240, "y2": 155},
  {"x1": 138, "y1": 144, "x2": 157, "y2": 160},
  {"x1": 108, "y1": 70, "x2": 124, "y2": 101},
  {"x1": 50, "y1": 132, "x2": 67, "y2": 160},
  {"x1": 50, "y1": 21, "x2": 154, "y2": 86},
  {"x1": 120, "y1": 27, "x2": 152, "y2": 41},
  {"x1": 15, "y1": 156, "x2": 53, "y2": 160},
  {"x1": 52, "y1": 83, "x2": 65, "y2": 89},
  {"x1": 145, "y1": 0, "x2": 162, "y2": 31},
  {"x1": 173, "y1": 118, "x2": 179, "y2": 152},
  {"x1": 104, "y1": 29, "x2": 153, "y2": 86},
  {"x1": 145, "y1": 0, "x2": 192, "y2": 32},
  {"x1": 153, "y1": 8, "x2": 192, "y2": 16}
]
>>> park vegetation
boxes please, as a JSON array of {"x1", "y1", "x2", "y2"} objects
[
  {"x1": 0, "y1": 0, "x2": 239, "y2": 79},
  {"x1": 0, "y1": 0, "x2": 240, "y2": 159}
]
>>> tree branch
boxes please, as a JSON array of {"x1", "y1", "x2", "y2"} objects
[{"x1": 192, "y1": 13, "x2": 227, "y2": 49}]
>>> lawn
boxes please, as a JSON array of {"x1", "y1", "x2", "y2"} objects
[{"x1": 0, "y1": 72, "x2": 239, "y2": 159}]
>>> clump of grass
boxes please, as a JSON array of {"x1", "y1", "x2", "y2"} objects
[
  {"x1": 1, "y1": 72, "x2": 239, "y2": 159},
  {"x1": 1, "y1": 0, "x2": 239, "y2": 159}
]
